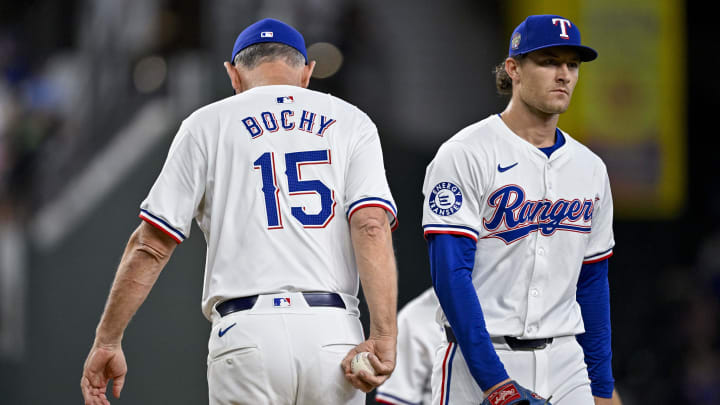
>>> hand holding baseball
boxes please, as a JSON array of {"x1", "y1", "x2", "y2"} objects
[
  {"x1": 342, "y1": 335, "x2": 396, "y2": 392},
  {"x1": 350, "y1": 352, "x2": 378, "y2": 376}
]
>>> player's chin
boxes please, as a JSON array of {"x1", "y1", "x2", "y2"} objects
[{"x1": 543, "y1": 100, "x2": 570, "y2": 114}]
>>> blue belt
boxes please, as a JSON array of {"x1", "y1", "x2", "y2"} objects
[
  {"x1": 217, "y1": 292, "x2": 346, "y2": 317},
  {"x1": 445, "y1": 326, "x2": 553, "y2": 350}
]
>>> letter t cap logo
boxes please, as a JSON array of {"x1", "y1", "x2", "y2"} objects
[{"x1": 552, "y1": 18, "x2": 572, "y2": 39}]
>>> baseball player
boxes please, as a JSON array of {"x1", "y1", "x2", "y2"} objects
[
  {"x1": 80, "y1": 18, "x2": 399, "y2": 405},
  {"x1": 375, "y1": 287, "x2": 623, "y2": 405},
  {"x1": 422, "y1": 15, "x2": 614, "y2": 405},
  {"x1": 375, "y1": 287, "x2": 442, "y2": 405}
]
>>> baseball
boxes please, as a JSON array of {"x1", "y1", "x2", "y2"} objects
[{"x1": 350, "y1": 351, "x2": 377, "y2": 376}]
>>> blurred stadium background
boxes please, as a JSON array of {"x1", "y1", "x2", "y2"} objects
[{"x1": 0, "y1": 0, "x2": 717, "y2": 404}]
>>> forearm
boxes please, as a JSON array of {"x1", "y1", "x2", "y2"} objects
[
  {"x1": 350, "y1": 207, "x2": 398, "y2": 338},
  {"x1": 428, "y1": 234, "x2": 508, "y2": 391},
  {"x1": 576, "y1": 259, "x2": 614, "y2": 398},
  {"x1": 95, "y1": 223, "x2": 176, "y2": 345}
]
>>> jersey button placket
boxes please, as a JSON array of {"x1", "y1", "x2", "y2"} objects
[
  {"x1": 544, "y1": 161, "x2": 553, "y2": 199},
  {"x1": 526, "y1": 242, "x2": 545, "y2": 336},
  {"x1": 524, "y1": 162, "x2": 550, "y2": 338}
]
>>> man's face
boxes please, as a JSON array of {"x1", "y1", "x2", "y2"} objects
[{"x1": 514, "y1": 47, "x2": 581, "y2": 115}]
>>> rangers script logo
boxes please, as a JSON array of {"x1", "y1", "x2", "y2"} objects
[
  {"x1": 429, "y1": 182, "x2": 463, "y2": 216},
  {"x1": 483, "y1": 185, "x2": 596, "y2": 244}
]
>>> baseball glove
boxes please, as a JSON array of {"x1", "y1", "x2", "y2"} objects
[{"x1": 480, "y1": 380, "x2": 552, "y2": 405}]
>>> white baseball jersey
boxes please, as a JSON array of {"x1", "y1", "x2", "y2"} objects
[
  {"x1": 140, "y1": 84, "x2": 397, "y2": 320},
  {"x1": 375, "y1": 288, "x2": 442, "y2": 405},
  {"x1": 421, "y1": 114, "x2": 614, "y2": 339}
]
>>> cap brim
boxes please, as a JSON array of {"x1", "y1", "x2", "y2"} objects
[
  {"x1": 515, "y1": 44, "x2": 598, "y2": 62},
  {"x1": 575, "y1": 45, "x2": 598, "y2": 62}
]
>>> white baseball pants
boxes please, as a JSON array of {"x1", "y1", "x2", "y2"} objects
[
  {"x1": 431, "y1": 335, "x2": 593, "y2": 405},
  {"x1": 207, "y1": 292, "x2": 365, "y2": 405}
]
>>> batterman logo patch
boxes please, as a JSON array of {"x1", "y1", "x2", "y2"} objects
[
  {"x1": 273, "y1": 297, "x2": 291, "y2": 307},
  {"x1": 429, "y1": 182, "x2": 463, "y2": 216}
]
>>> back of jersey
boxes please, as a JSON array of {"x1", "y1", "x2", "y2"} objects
[{"x1": 139, "y1": 85, "x2": 397, "y2": 320}]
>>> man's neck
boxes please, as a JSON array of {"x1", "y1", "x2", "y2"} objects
[
  {"x1": 241, "y1": 63, "x2": 304, "y2": 92},
  {"x1": 243, "y1": 76, "x2": 298, "y2": 90},
  {"x1": 500, "y1": 100, "x2": 559, "y2": 148}
]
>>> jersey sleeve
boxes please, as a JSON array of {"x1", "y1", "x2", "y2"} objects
[
  {"x1": 139, "y1": 121, "x2": 207, "y2": 243},
  {"x1": 584, "y1": 167, "x2": 614, "y2": 263},
  {"x1": 428, "y1": 234, "x2": 509, "y2": 390},
  {"x1": 576, "y1": 259, "x2": 614, "y2": 397},
  {"x1": 422, "y1": 141, "x2": 483, "y2": 241},
  {"x1": 375, "y1": 303, "x2": 440, "y2": 404},
  {"x1": 344, "y1": 114, "x2": 398, "y2": 230}
]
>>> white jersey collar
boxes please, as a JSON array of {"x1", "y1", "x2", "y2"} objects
[{"x1": 490, "y1": 114, "x2": 569, "y2": 162}]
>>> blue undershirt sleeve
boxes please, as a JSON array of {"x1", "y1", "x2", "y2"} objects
[
  {"x1": 427, "y1": 233, "x2": 509, "y2": 391},
  {"x1": 576, "y1": 258, "x2": 614, "y2": 398}
]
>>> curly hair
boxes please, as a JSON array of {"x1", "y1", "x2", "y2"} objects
[{"x1": 494, "y1": 54, "x2": 527, "y2": 96}]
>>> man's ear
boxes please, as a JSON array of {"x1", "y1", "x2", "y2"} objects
[
  {"x1": 505, "y1": 57, "x2": 520, "y2": 82},
  {"x1": 224, "y1": 62, "x2": 243, "y2": 94},
  {"x1": 301, "y1": 61, "x2": 316, "y2": 89}
]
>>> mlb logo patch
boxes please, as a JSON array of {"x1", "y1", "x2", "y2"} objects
[
  {"x1": 261, "y1": 31, "x2": 274, "y2": 38},
  {"x1": 273, "y1": 297, "x2": 291, "y2": 307},
  {"x1": 276, "y1": 96, "x2": 294, "y2": 104}
]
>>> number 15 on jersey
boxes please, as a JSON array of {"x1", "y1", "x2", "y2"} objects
[{"x1": 253, "y1": 149, "x2": 336, "y2": 229}]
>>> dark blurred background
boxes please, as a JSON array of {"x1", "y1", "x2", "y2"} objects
[{"x1": 0, "y1": 1, "x2": 717, "y2": 404}]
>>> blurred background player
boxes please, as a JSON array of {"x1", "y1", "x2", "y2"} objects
[
  {"x1": 422, "y1": 14, "x2": 615, "y2": 405},
  {"x1": 375, "y1": 287, "x2": 623, "y2": 405},
  {"x1": 80, "y1": 18, "x2": 398, "y2": 405},
  {"x1": 375, "y1": 287, "x2": 441, "y2": 405}
]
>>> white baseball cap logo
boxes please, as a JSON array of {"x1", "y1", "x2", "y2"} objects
[
  {"x1": 261, "y1": 31, "x2": 274, "y2": 38},
  {"x1": 551, "y1": 18, "x2": 572, "y2": 39}
]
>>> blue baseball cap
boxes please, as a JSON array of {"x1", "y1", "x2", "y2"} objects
[
  {"x1": 509, "y1": 15, "x2": 597, "y2": 62},
  {"x1": 231, "y1": 18, "x2": 308, "y2": 65}
]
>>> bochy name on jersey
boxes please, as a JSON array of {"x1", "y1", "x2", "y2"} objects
[
  {"x1": 482, "y1": 185, "x2": 597, "y2": 244},
  {"x1": 242, "y1": 109, "x2": 336, "y2": 139}
]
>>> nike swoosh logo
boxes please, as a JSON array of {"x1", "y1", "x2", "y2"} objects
[
  {"x1": 218, "y1": 323, "x2": 237, "y2": 337},
  {"x1": 497, "y1": 162, "x2": 518, "y2": 172}
]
